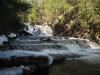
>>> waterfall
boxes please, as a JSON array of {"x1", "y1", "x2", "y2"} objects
[
  {"x1": 24, "y1": 23, "x2": 53, "y2": 37},
  {"x1": 9, "y1": 24, "x2": 100, "y2": 64},
  {"x1": 68, "y1": 37, "x2": 100, "y2": 49}
]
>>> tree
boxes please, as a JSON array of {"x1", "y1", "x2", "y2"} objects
[
  {"x1": 26, "y1": 0, "x2": 72, "y2": 25},
  {"x1": 0, "y1": 0, "x2": 31, "y2": 34}
]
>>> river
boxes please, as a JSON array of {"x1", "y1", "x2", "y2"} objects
[{"x1": 1, "y1": 24, "x2": 100, "y2": 75}]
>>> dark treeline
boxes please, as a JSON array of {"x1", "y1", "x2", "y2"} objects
[{"x1": 0, "y1": 0, "x2": 31, "y2": 34}]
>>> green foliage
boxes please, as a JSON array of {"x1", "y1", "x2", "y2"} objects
[
  {"x1": 43, "y1": 0, "x2": 72, "y2": 23},
  {"x1": 0, "y1": 0, "x2": 99, "y2": 36},
  {"x1": 77, "y1": 0, "x2": 100, "y2": 27},
  {"x1": 26, "y1": 0, "x2": 100, "y2": 25},
  {"x1": 26, "y1": 0, "x2": 72, "y2": 24},
  {"x1": 95, "y1": 0, "x2": 100, "y2": 14}
]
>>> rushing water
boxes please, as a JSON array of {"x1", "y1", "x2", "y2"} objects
[
  {"x1": 24, "y1": 24, "x2": 53, "y2": 37},
  {"x1": 10, "y1": 24, "x2": 100, "y2": 64},
  {"x1": 6, "y1": 24, "x2": 100, "y2": 75}
]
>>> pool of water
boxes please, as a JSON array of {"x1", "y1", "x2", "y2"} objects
[{"x1": 49, "y1": 59, "x2": 100, "y2": 75}]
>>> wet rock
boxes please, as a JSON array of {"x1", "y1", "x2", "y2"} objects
[{"x1": 0, "y1": 50, "x2": 53, "y2": 75}]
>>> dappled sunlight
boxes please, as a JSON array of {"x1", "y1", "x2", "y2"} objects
[{"x1": 0, "y1": 0, "x2": 100, "y2": 75}]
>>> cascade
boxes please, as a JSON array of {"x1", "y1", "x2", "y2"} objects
[
  {"x1": 1, "y1": 24, "x2": 100, "y2": 75},
  {"x1": 9, "y1": 24, "x2": 100, "y2": 62},
  {"x1": 24, "y1": 23, "x2": 53, "y2": 37}
]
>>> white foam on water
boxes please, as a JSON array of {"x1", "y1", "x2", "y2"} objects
[
  {"x1": 39, "y1": 37, "x2": 100, "y2": 64},
  {"x1": 0, "y1": 35, "x2": 8, "y2": 46},
  {"x1": 68, "y1": 37, "x2": 100, "y2": 49},
  {"x1": 24, "y1": 23, "x2": 53, "y2": 37},
  {"x1": 42, "y1": 49, "x2": 71, "y2": 55},
  {"x1": 8, "y1": 33, "x2": 17, "y2": 38},
  {"x1": 87, "y1": 41, "x2": 100, "y2": 49},
  {"x1": 66, "y1": 37, "x2": 100, "y2": 64},
  {"x1": 34, "y1": 25, "x2": 53, "y2": 37},
  {"x1": 0, "y1": 67, "x2": 23, "y2": 75},
  {"x1": 79, "y1": 54, "x2": 100, "y2": 64},
  {"x1": 0, "y1": 50, "x2": 53, "y2": 65}
]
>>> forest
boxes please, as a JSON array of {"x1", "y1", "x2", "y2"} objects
[
  {"x1": 0, "y1": 0, "x2": 100, "y2": 42},
  {"x1": 0, "y1": 0, "x2": 100, "y2": 75}
]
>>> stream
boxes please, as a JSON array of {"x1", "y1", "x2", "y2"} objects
[{"x1": 0, "y1": 24, "x2": 100, "y2": 75}]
